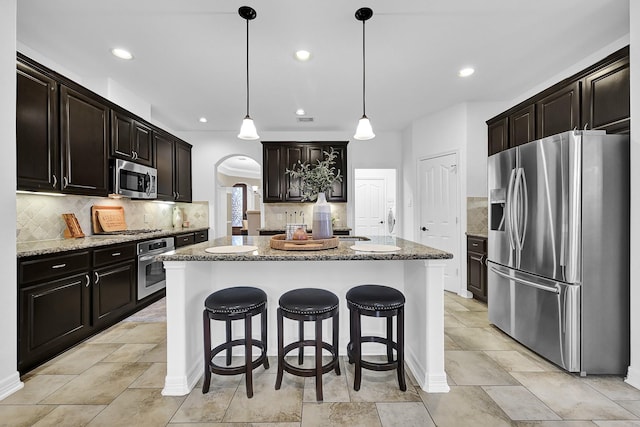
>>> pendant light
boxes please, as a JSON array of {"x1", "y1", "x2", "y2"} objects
[
  {"x1": 238, "y1": 6, "x2": 259, "y2": 140},
  {"x1": 354, "y1": 7, "x2": 375, "y2": 140}
]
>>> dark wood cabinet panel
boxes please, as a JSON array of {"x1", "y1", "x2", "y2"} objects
[
  {"x1": 16, "y1": 63, "x2": 59, "y2": 192},
  {"x1": 509, "y1": 105, "x2": 536, "y2": 147},
  {"x1": 582, "y1": 56, "x2": 630, "y2": 134},
  {"x1": 92, "y1": 260, "x2": 136, "y2": 328},
  {"x1": 133, "y1": 122, "x2": 154, "y2": 166},
  {"x1": 175, "y1": 232, "x2": 195, "y2": 247},
  {"x1": 111, "y1": 111, "x2": 154, "y2": 167},
  {"x1": 262, "y1": 141, "x2": 348, "y2": 203},
  {"x1": 536, "y1": 81, "x2": 580, "y2": 139},
  {"x1": 154, "y1": 132, "x2": 176, "y2": 201},
  {"x1": 467, "y1": 236, "x2": 487, "y2": 302},
  {"x1": 487, "y1": 118, "x2": 508, "y2": 156},
  {"x1": 60, "y1": 85, "x2": 109, "y2": 196},
  {"x1": 175, "y1": 140, "x2": 192, "y2": 202},
  {"x1": 194, "y1": 229, "x2": 209, "y2": 243}
]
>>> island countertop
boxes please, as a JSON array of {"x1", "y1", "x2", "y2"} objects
[{"x1": 157, "y1": 235, "x2": 453, "y2": 262}]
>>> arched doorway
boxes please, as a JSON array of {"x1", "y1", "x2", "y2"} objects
[{"x1": 216, "y1": 156, "x2": 261, "y2": 237}]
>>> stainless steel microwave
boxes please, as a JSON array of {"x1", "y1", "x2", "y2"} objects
[{"x1": 112, "y1": 159, "x2": 157, "y2": 199}]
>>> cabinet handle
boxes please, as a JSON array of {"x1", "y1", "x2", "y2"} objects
[
  {"x1": 51, "y1": 263, "x2": 66, "y2": 269},
  {"x1": 183, "y1": 237, "x2": 189, "y2": 242},
  {"x1": 111, "y1": 252, "x2": 121, "y2": 257},
  {"x1": 63, "y1": 177, "x2": 68, "y2": 189},
  {"x1": 52, "y1": 175, "x2": 57, "y2": 188},
  {"x1": 472, "y1": 243, "x2": 479, "y2": 247},
  {"x1": 84, "y1": 274, "x2": 90, "y2": 287},
  {"x1": 94, "y1": 271, "x2": 100, "y2": 285}
]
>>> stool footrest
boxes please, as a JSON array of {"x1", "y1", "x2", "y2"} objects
[
  {"x1": 281, "y1": 340, "x2": 339, "y2": 377},
  {"x1": 208, "y1": 339, "x2": 268, "y2": 376}
]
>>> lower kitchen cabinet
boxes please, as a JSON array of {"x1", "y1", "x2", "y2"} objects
[
  {"x1": 92, "y1": 260, "x2": 136, "y2": 328},
  {"x1": 467, "y1": 236, "x2": 488, "y2": 302}
]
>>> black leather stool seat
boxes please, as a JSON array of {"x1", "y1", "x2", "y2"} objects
[
  {"x1": 205, "y1": 286, "x2": 267, "y2": 314},
  {"x1": 346, "y1": 284, "x2": 405, "y2": 312},
  {"x1": 202, "y1": 286, "x2": 268, "y2": 399},
  {"x1": 275, "y1": 288, "x2": 340, "y2": 401},
  {"x1": 279, "y1": 288, "x2": 339, "y2": 315},
  {"x1": 347, "y1": 284, "x2": 407, "y2": 392}
]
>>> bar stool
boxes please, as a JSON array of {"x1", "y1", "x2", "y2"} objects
[
  {"x1": 346, "y1": 284, "x2": 406, "y2": 392},
  {"x1": 275, "y1": 288, "x2": 340, "y2": 401},
  {"x1": 202, "y1": 286, "x2": 269, "y2": 398}
]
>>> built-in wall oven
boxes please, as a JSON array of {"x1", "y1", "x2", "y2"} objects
[{"x1": 137, "y1": 237, "x2": 175, "y2": 300}]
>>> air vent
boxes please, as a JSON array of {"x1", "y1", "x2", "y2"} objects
[{"x1": 297, "y1": 117, "x2": 314, "y2": 123}]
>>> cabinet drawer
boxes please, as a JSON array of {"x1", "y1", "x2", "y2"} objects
[
  {"x1": 93, "y1": 243, "x2": 136, "y2": 267},
  {"x1": 175, "y1": 233, "x2": 195, "y2": 247},
  {"x1": 467, "y1": 236, "x2": 487, "y2": 254},
  {"x1": 194, "y1": 230, "x2": 208, "y2": 243},
  {"x1": 19, "y1": 251, "x2": 91, "y2": 285}
]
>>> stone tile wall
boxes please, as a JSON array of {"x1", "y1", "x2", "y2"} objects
[
  {"x1": 467, "y1": 197, "x2": 488, "y2": 236},
  {"x1": 263, "y1": 202, "x2": 347, "y2": 230}
]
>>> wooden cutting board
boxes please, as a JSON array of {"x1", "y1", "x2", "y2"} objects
[{"x1": 91, "y1": 205, "x2": 127, "y2": 233}]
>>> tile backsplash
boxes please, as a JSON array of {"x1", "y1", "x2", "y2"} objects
[
  {"x1": 263, "y1": 203, "x2": 347, "y2": 229},
  {"x1": 17, "y1": 193, "x2": 209, "y2": 242},
  {"x1": 467, "y1": 197, "x2": 488, "y2": 236}
]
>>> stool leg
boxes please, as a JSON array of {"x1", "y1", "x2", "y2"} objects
[
  {"x1": 225, "y1": 319, "x2": 232, "y2": 366},
  {"x1": 202, "y1": 310, "x2": 212, "y2": 394},
  {"x1": 245, "y1": 313, "x2": 254, "y2": 398},
  {"x1": 347, "y1": 308, "x2": 355, "y2": 364},
  {"x1": 315, "y1": 318, "x2": 323, "y2": 401},
  {"x1": 353, "y1": 310, "x2": 362, "y2": 391},
  {"x1": 275, "y1": 308, "x2": 284, "y2": 390},
  {"x1": 333, "y1": 310, "x2": 340, "y2": 375},
  {"x1": 386, "y1": 316, "x2": 394, "y2": 363},
  {"x1": 298, "y1": 320, "x2": 304, "y2": 365},
  {"x1": 397, "y1": 307, "x2": 407, "y2": 391},
  {"x1": 261, "y1": 308, "x2": 269, "y2": 369}
]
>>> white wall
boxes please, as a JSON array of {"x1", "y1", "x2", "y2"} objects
[
  {"x1": 0, "y1": 0, "x2": 22, "y2": 400},
  {"x1": 626, "y1": 0, "x2": 639, "y2": 390}
]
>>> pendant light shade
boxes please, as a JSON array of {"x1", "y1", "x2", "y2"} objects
[
  {"x1": 238, "y1": 6, "x2": 259, "y2": 140},
  {"x1": 354, "y1": 7, "x2": 375, "y2": 141}
]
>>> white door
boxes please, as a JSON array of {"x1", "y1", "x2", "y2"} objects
[
  {"x1": 354, "y1": 178, "x2": 386, "y2": 236},
  {"x1": 419, "y1": 154, "x2": 460, "y2": 293}
]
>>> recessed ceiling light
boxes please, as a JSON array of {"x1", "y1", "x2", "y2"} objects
[
  {"x1": 295, "y1": 50, "x2": 311, "y2": 61},
  {"x1": 111, "y1": 48, "x2": 134, "y2": 60},
  {"x1": 459, "y1": 67, "x2": 475, "y2": 77},
  {"x1": 295, "y1": 109, "x2": 306, "y2": 116},
  {"x1": 199, "y1": 117, "x2": 208, "y2": 123}
]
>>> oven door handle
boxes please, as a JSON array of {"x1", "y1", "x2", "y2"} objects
[{"x1": 139, "y1": 255, "x2": 156, "y2": 262}]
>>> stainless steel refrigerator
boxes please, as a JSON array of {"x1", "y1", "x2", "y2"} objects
[{"x1": 487, "y1": 130, "x2": 629, "y2": 375}]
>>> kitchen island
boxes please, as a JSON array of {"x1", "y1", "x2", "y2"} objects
[{"x1": 158, "y1": 235, "x2": 452, "y2": 396}]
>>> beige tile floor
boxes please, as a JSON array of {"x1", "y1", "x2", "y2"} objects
[{"x1": 2, "y1": 292, "x2": 640, "y2": 426}]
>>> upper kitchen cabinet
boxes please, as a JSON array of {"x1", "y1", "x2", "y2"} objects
[
  {"x1": 581, "y1": 54, "x2": 630, "y2": 134},
  {"x1": 487, "y1": 46, "x2": 629, "y2": 155},
  {"x1": 59, "y1": 85, "x2": 109, "y2": 196},
  {"x1": 16, "y1": 61, "x2": 59, "y2": 192},
  {"x1": 262, "y1": 141, "x2": 348, "y2": 203},
  {"x1": 110, "y1": 109, "x2": 154, "y2": 167},
  {"x1": 155, "y1": 131, "x2": 192, "y2": 202}
]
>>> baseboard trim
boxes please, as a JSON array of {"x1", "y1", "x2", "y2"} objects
[{"x1": 0, "y1": 372, "x2": 23, "y2": 401}]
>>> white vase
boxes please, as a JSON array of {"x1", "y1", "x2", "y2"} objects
[
  {"x1": 312, "y1": 192, "x2": 333, "y2": 240},
  {"x1": 172, "y1": 206, "x2": 183, "y2": 229}
]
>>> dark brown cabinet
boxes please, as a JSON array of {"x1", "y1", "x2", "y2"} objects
[
  {"x1": 174, "y1": 229, "x2": 208, "y2": 247},
  {"x1": 487, "y1": 46, "x2": 629, "y2": 155},
  {"x1": 111, "y1": 110, "x2": 154, "y2": 167},
  {"x1": 155, "y1": 132, "x2": 192, "y2": 202},
  {"x1": 60, "y1": 85, "x2": 109, "y2": 196},
  {"x1": 467, "y1": 236, "x2": 487, "y2": 302},
  {"x1": 18, "y1": 251, "x2": 92, "y2": 373},
  {"x1": 16, "y1": 62, "x2": 59, "y2": 192},
  {"x1": 262, "y1": 141, "x2": 348, "y2": 203}
]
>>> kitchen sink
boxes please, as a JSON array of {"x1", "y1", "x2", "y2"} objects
[{"x1": 337, "y1": 236, "x2": 371, "y2": 241}]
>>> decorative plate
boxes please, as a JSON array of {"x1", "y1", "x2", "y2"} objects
[
  {"x1": 204, "y1": 245, "x2": 258, "y2": 254},
  {"x1": 350, "y1": 244, "x2": 401, "y2": 252}
]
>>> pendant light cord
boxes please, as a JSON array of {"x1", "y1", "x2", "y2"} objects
[
  {"x1": 361, "y1": 19, "x2": 366, "y2": 117},
  {"x1": 245, "y1": 17, "x2": 250, "y2": 117}
]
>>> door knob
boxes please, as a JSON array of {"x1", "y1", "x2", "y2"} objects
[
  {"x1": 421, "y1": 227, "x2": 428, "y2": 231},
  {"x1": 379, "y1": 221, "x2": 384, "y2": 224}
]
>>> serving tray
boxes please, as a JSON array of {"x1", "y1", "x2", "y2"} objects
[{"x1": 270, "y1": 234, "x2": 339, "y2": 251}]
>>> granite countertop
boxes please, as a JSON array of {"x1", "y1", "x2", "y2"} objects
[
  {"x1": 257, "y1": 226, "x2": 352, "y2": 232},
  {"x1": 466, "y1": 231, "x2": 488, "y2": 239},
  {"x1": 157, "y1": 235, "x2": 452, "y2": 262},
  {"x1": 17, "y1": 227, "x2": 209, "y2": 258}
]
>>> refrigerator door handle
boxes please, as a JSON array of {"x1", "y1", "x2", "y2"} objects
[
  {"x1": 518, "y1": 168, "x2": 528, "y2": 250},
  {"x1": 506, "y1": 168, "x2": 517, "y2": 251},
  {"x1": 489, "y1": 265, "x2": 561, "y2": 294},
  {"x1": 565, "y1": 132, "x2": 582, "y2": 284}
]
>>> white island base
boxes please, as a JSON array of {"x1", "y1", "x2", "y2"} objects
[{"x1": 161, "y1": 258, "x2": 450, "y2": 396}]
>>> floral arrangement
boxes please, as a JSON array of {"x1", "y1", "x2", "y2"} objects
[{"x1": 285, "y1": 148, "x2": 343, "y2": 202}]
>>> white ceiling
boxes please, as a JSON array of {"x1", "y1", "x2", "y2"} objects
[{"x1": 16, "y1": 0, "x2": 629, "y2": 135}]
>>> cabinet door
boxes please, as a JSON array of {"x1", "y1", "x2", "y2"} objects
[
  {"x1": 194, "y1": 229, "x2": 209, "y2": 243},
  {"x1": 283, "y1": 145, "x2": 305, "y2": 202},
  {"x1": 111, "y1": 110, "x2": 135, "y2": 160},
  {"x1": 134, "y1": 121, "x2": 154, "y2": 166},
  {"x1": 326, "y1": 145, "x2": 347, "y2": 202},
  {"x1": 467, "y1": 252, "x2": 486, "y2": 300},
  {"x1": 487, "y1": 117, "x2": 508, "y2": 156},
  {"x1": 535, "y1": 81, "x2": 580, "y2": 139},
  {"x1": 60, "y1": 85, "x2": 109, "y2": 196},
  {"x1": 154, "y1": 132, "x2": 175, "y2": 201},
  {"x1": 16, "y1": 62, "x2": 59, "y2": 192},
  {"x1": 263, "y1": 144, "x2": 283, "y2": 202},
  {"x1": 175, "y1": 141, "x2": 192, "y2": 202},
  {"x1": 175, "y1": 233, "x2": 195, "y2": 248},
  {"x1": 19, "y1": 272, "x2": 91, "y2": 373},
  {"x1": 582, "y1": 56, "x2": 630, "y2": 134},
  {"x1": 509, "y1": 104, "x2": 536, "y2": 147},
  {"x1": 93, "y1": 260, "x2": 136, "y2": 327}
]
